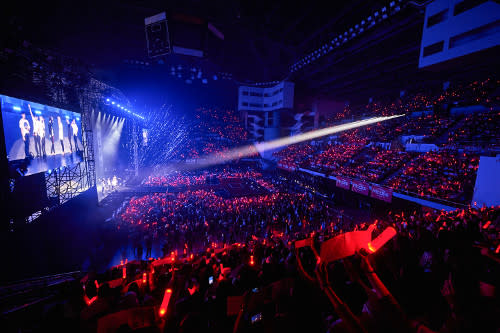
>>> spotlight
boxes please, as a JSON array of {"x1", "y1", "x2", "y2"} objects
[
  {"x1": 106, "y1": 98, "x2": 110, "y2": 102},
  {"x1": 13, "y1": 106, "x2": 21, "y2": 111},
  {"x1": 112, "y1": 101, "x2": 115, "y2": 104}
]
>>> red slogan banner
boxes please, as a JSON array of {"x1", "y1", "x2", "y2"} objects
[
  {"x1": 336, "y1": 176, "x2": 350, "y2": 190},
  {"x1": 351, "y1": 180, "x2": 369, "y2": 195},
  {"x1": 370, "y1": 184, "x2": 392, "y2": 203}
]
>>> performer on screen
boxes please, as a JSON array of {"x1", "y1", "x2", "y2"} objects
[
  {"x1": 40, "y1": 116, "x2": 46, "y2": 157},
  {"x1": 28, "y1": 104, "x2": 41, "y2": 158},
  {"x1": 57, "y1": 116, "x2": 65, "y2": 154},
  {"x1": 66, "y1": 118, "x2": 73, "y2": 153},
  {"x1": 71, "y1": 119, "x2": 79, "y2": 152},
  {"x1": 48, "y1": 117, "x2": 55, "y2": 155},
  {"x1": 19, "y1": 112, "x2": 31, "y2": 159},
  {"x1": 101, "y1": 178, "x2": 106, "y2": 195}
]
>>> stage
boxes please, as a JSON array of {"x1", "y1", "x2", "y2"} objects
[{"x1": 11, "y1": 151, "x2": 84, "y2": 176}]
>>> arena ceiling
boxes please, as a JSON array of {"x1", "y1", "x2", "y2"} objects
[{"x1": 2, "y1": 1, "x2": 497, "y2": 103}]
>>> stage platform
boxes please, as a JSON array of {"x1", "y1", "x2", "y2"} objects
[{"x1": 11, "y1": 151, "x2": 83, "y2": 176}]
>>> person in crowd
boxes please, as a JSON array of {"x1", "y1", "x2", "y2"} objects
[{"x1": 145, "y1": 235, "x2": 152, "y2": 259}]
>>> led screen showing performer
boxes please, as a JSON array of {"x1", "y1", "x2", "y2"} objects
[{"x1": 0, "y1": 94, "x2": 83, "y2": 176}]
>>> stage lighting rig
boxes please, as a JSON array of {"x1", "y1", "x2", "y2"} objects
[{"x1": 104, "y1": 98, "x2": 145, "y2": 120}]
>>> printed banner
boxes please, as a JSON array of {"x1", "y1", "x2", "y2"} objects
[
  {"x1": 336, "y1": 176, "x2": 350, "y2": 190},
  {"x1": 370, "y1": 184, "x2": 393, "y2": 203},
  {"x1": 351, "y1": 180, "x2": 369, "y2": 195}
]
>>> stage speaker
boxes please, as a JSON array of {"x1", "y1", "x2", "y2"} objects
[{"x1": 145, "y1": 12, "x2": 171, "y2": 58}]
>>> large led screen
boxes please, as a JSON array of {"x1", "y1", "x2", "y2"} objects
[{"x1": 1, "y1": 94, "x2": 83, "y2": 176}]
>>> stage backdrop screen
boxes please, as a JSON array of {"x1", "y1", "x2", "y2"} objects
[{"x1": 0, "y1": 94, "x2": 83, "y2": 176}]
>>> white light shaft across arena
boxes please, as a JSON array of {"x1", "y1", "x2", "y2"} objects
[
  {"x1": 254, "y1": 114, "x2": 405, "y2": 153},
  {"x1": 190, "y1": 114, "x2": 405, "y2": 169}
]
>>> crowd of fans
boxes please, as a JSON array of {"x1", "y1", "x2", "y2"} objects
[
  {"x1": 274, "y1": 142, "x2": 315, "y2": 170},
  {"x1": 272, "y1": 77, "x2": 500, "y2": 205},
  {"x1": 330, "y1": 146, "x2": 413, "y2": 184},
  {"x1": 175, "y1": 108, "x2": 249, "y2": 160},
  {"x1": 385, "y1": 150, "x2": 479, "y2": 202},
  {"x1": 446, "y1": 110, "x2": 500, "y2": 147},
  {"x1": 32, "y1": 164, "x2": 499, "y2": 333},
  {"x1": 143, "y1": 168, "x2": 264, "y2": 188},
  {"x1": 5, "y1": 21, "x2": 500, "y2": 333}
]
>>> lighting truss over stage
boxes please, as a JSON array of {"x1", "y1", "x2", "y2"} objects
[{"x1": 45, "y1": 162, "x2": 92, "y2": 205}]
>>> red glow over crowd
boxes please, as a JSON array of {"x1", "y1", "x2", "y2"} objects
[
  {"x1": 65, "y1": 165, "x2": 500, "y2": 333},
  {"x1": 273, "y1": 77, "x2": 500, "y2": 204},
  {"x1": 19, "y1": 77, "x2": 500, "y2": 333},
  {"x1": 176, "y1": 108, "x2": 249, "y2": 160}
]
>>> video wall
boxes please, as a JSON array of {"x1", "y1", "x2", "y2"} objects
[{"x1": 0, "y1": 94, "x2": 83, "y2": 176}]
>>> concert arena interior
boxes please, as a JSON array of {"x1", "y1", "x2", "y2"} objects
[{"x1": 1, "y1": 1, "x2": 500, "y2": 332}]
